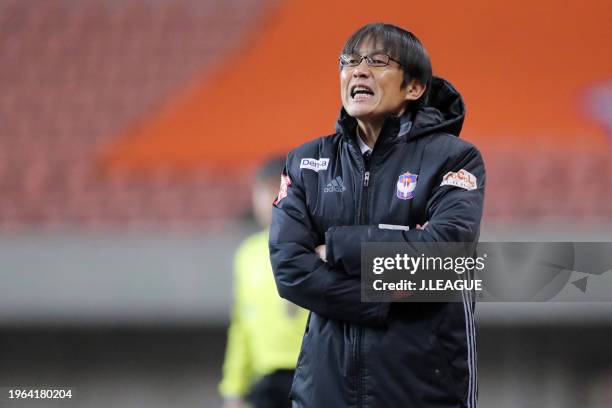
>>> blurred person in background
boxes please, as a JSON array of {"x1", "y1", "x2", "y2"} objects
[
  {"x1": 219, "y1": 157, "x2": 309, "y2": 408},
  {"x1": 269, "y1": 23, "x2": 485, "y2": 407}
]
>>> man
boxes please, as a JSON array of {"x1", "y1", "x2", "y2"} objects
[
  {"x1": 219, "y1": 157, "x2": 309, "y2": 408},
  {"x1": 269, "y1": 23, "x2": 485, "y2": 407}
]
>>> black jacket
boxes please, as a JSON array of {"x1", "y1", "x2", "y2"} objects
[{"x1": 269, "y1": 77, "x2": 484, "y2": 408}]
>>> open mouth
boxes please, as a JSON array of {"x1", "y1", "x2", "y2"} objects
[{"x1": 351, "y1": 85, "x2": 374, "y2": 100}]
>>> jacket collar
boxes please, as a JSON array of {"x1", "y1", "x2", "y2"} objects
[{"x1": 335, "y1": 108, "x2": 413, "y2": 144}]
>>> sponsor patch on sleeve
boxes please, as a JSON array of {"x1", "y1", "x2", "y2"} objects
[
  {"x1": 440, "y1": 169, "x2": 478, "y2": 191},
  {"x1": 300, "y1": 158, "x2": 329, "y2": 172},
  {"x1": 274, "y1": 173, "x2": 292, "y2": 205}
]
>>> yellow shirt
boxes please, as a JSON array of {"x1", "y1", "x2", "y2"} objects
[{"x1": 219, "y1": 229, "x2": 309, "y2": 398}]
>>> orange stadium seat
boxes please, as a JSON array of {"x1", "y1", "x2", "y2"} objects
[{"x1": 0, "y1": 0, "x2": 610, "y2": 230}]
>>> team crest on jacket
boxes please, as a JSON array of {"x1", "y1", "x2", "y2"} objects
[
  {"x1": 396, "y1": 171, "x2": 418, "y2": 200},
  {"x1": 274, "y1": 173, "x2": 291, "y2": 205}
]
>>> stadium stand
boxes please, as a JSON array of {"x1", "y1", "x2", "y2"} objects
[
  {"x1": 0, "y1": 0, "x2": 270, "y2": 230},
  {"x1": 0, "y1": 2, "x2": 611, "y2": 407},
  {"x1": 0, "y1": 0, "x2": 610, "y2": 231}
]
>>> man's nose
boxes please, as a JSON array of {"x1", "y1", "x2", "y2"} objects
[{"x1": 352, "y1": 60, "x2": 372, "y2": 77}]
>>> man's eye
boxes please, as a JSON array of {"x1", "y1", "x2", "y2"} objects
[
  {"x1": 340, "y1": 54, "x2": 362, "y2": 65},
  {"x1": 369, "y1": 55, "x2": 388, "y2": 65}
]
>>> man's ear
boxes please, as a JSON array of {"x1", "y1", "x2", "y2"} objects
[{"x1": 403, "y1": 79, "x2": 426, "y2": 102}]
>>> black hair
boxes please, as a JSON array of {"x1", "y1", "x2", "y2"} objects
[
  {"x1": 255, "y1": 156, "x2": 287, "y2": 185},
  {"x1": 341, "y1": 23, "x2": 432, "y2": 111}
]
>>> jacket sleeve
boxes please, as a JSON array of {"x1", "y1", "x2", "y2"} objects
[
  {"x1": 325, "y1": 144, "x2": 485, "y2": 276},
  {"x1": 269, "y1": 153, "x2": 389, "y2": 326}
]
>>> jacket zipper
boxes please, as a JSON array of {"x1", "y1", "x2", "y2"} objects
[
  {"x1": 356, "y1": 157, "x2": 371, "y2": 408},
  {"x1": 361, "y1": 172, "x2": 370, "y2": 220}
]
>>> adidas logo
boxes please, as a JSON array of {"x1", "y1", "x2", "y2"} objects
[{"x1": 324, "y1": 176, "x2": 346, "y2": 193}]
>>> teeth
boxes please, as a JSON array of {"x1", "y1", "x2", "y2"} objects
[
  {"x1": 353, "y1": 93, "x2": 372, "y2": 100},
  {"x1": 351, "y1": 86, "x2": 373, "y2": 97},
  {"x1": 351, "y1": 86, "x2": 373, "y2": 98}
]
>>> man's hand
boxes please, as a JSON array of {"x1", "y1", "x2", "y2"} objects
[
  {"x1": 416, "y1": 222, "x2": 429, "y2": 230},
  {"x1": 315, "y1": 244, "x2": 327, "y2": 262}
]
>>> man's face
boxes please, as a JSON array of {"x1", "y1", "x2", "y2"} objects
[
  {"x1": 252, "y1": 180, "x2": 277, "y2": 227},
  {"x1": 340, "y1": 40, "x2": 412, "y2": 122}
]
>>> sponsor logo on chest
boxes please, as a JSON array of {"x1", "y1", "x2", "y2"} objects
[
  {"x1": 324, "y1": 176, "x2": 346, "y2": 193},
  {"x1": 300, "y1": 158, "x2": 330, "y2": 172}
]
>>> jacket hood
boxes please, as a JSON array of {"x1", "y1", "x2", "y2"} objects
[
  {"x1": 335, "y1": 76, "x2": 465, "y2": 141},
  {"x1": 409, "y1": 76, "x2": 465, "y2": 138}
]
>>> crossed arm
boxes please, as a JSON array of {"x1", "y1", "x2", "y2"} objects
[{"x1": 269, "y1": 146, "x2": 485, "y2": 325}]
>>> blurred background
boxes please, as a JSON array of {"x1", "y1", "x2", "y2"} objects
[{"x1": 1, "y1": 0, "x2": 611, "y2": 406}]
